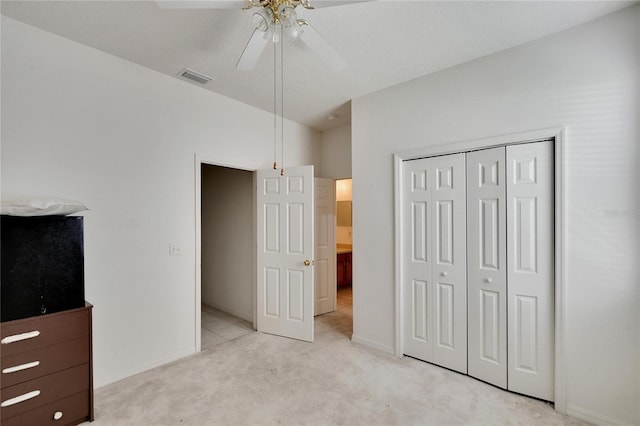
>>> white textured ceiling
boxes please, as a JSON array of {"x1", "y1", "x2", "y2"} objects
[{"x1": 1, "y1": 0, "x2": 636, "y2": 131}]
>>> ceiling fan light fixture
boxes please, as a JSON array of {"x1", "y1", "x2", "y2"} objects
[
  {"x1": 285, "y1": 22, "x2": 304, "y2": 41},
  {"x1": 236, "y1": 0, "x2": 349, "y2": 71},
  {"x1": 252, "y1": 8, "x2": 272, "y2": 32},
  {"x1": 269, "y1": 25, "x2": 281, "y2": 43},
  {"x1": 277, "y1": 3, "x2": 297, "y2": 27}
]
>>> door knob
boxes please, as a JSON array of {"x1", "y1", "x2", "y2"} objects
[
  {"x1": 303, "y1": 260, "x2": 312, "y2": 266},
  {"x1": 485, "y1": 277, "x2": 493, "y2": 283},
  {"x1": 440, "y1": 271, "x2": 448, "y2": 277}
]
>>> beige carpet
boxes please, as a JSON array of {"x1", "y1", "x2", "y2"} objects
[{"x1": 92, "y1": 288, "x2": 585, "y2": 426}]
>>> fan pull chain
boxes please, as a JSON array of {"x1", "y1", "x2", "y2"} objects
[
  {"x1": 273, "y1": 37, "x2": 277, "y2": 171},
  {"x1": 280, "y1": 25, "x2": 285, "y2": 176}
]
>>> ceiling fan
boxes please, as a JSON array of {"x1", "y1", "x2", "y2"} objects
[{"x1": 156, "y1": 0, "x2": 368, "y2": 71}]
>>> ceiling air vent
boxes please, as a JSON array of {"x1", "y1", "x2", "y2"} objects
[{"x1": 178, "y1": 68, "x2": 213, "y2": 85}]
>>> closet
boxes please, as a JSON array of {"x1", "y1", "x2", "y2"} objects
[{"x1": 402, "y1": 140, "x2": 554, "y2": 402}]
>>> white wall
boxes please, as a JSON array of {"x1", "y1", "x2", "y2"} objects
[
  {"x1": 320, "y1": 125, "x2": 352, "y2": 243},
  {"x1": 352, "y1": 6, "x2": 639, "y2": 426},
  {"x1": 1, "y1": 16, "x2": 320, "y2": 387},
  {"x1": 319, "y1": 124, "x2": 351, "y2": 179},
  {"x1": 201, "y1": 165, "x2": 253, "y2": 321}
]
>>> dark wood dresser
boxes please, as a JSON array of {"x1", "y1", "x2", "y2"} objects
[{"x1": 1, "y1": 303, "x2": 94, "y2": 425}]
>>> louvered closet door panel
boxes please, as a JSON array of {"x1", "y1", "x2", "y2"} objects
[
  {"x1": 430, "y1": 153, "x2": 467, "y2": 373},
  {"x1": 467, "y1": 147, "x2": 507, "y2": 389},
  {"x1": 402, "y1": 158, "x2": 434, "y2": 362},
  {"x1": 506, "y1": 141, "x2": 554, "y2": 401}
]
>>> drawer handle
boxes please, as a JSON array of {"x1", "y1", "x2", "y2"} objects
[
  {"x1": 1, "y1": 330, "x2": 41, "y2": 344},
  {"x1": 2, "y1": 360, "x2": 40, "y2": 374},
  {"x1": 1, "y1": 390, "x2": 40, "y2": 407},
  {"x1": 53, "y1": 411, "x2": 63, "y2": 421}
]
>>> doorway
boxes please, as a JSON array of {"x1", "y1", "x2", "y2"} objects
[
  {"x1": 199, "y1": 164, "x2": 255, "y2": 351},
  {"x1": 195, "y1": 161, "x2": 356, "y2": 348},
  {"x1": 334, "y1": 178, "x2": 353, "y2": 337}
]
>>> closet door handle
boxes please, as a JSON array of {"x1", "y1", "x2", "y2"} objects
[
  {"x1": 485, "y1": 277, "x2": 493, "y2": 283},
  {"x1": 440, "y1": 271, "x2": 448, "y2": 277}
]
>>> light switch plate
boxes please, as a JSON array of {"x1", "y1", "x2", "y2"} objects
[{"x1": 169, "y1": 244, "x2": 183, "y2": 256}]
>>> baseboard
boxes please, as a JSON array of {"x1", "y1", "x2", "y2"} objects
[
  {"x1": 94, "y1": 346, "x2": 195, "y2": 389},
  {"x1": 566, "y1": 403, "x2": 634, "y2": 426},
  {"x1": 351, "y1": 334, "x2": 395, "y2": 355}
]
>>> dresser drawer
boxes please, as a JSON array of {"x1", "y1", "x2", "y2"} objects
[
  {"x1": 2, "y1": 337, "x2": 89, "y2": 388},
  {"x1": 2, "y1": 391, "x2": 89, "y2": 426},
  {"x1": 1, "y1": 364, "x2": 89, "y2": 420},
  {"x1": 1, "y1": 307, "x2": 89, "y2": 358},
  {"x1": 23, "y1": 391, "x2": 89, "y2": 426},
  {"x1": 2, "y1": 414, "x2": 22, "y2": 426}
]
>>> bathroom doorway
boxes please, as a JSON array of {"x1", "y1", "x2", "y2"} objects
[{"x1": 334, "y1": 178, "x2": 353, "y2": 337}]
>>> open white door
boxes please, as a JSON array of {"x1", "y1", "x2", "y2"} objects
[
  {"x1": 257, "y1": 166, "x2": 314, "y2": 342},
  {"x1": 314, "y1": 178, "x2": 336, "y2": 316}
]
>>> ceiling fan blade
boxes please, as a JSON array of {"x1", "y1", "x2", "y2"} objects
[
  {"x1": 155, "y1": 0, "x2": 370, "y2": 9},
  {"x1": 304, "y1": 0, "x2": 372, "y2": 8},
  {"x1": 236, "y1": 28, "x2": 269, "y2": 71},
  {"x1": 298, "y1": 23, "x2": 347, "y2": 71},
  {"x1": 155, "y1": 0, "x2": 246, "y2": 9}
]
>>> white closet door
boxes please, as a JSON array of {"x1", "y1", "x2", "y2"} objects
[
  {"x1": 403, "y1": 153, "x2": 467, "y2": 373},
  {"x1": 403, "y1": 157, "x2": 434, "y2": 362},
  {"x1": 467, "y1": 147, "x2": 508, "y2": 388},
  {"x1": 431, "y1": 154, "x2": 467, "y2": 373},
  {"x1": 506, "y1": 141, "x2": 554, "y2": 401}
]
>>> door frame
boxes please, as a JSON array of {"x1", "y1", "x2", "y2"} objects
[
  {"x1": 393, "y1": 127, "x2": 567, "y2": 413},
  {"x1": 194, "y1": 155, "x2": 257, "y2": 353}
]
